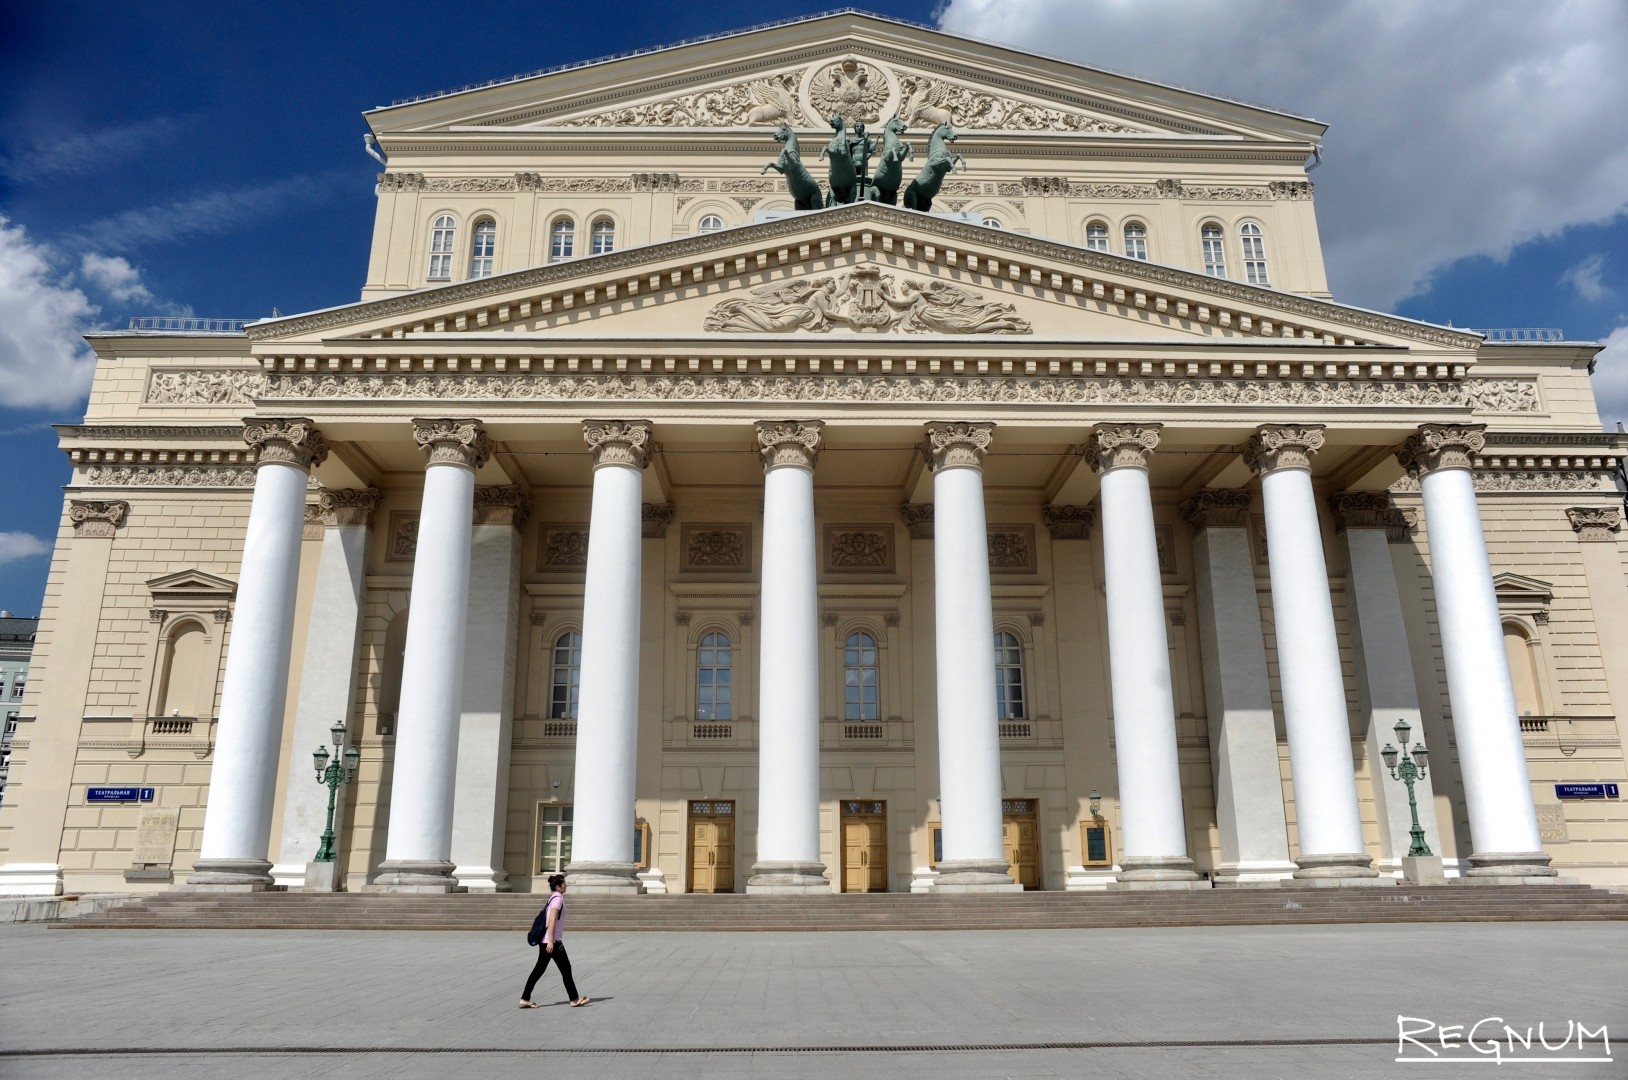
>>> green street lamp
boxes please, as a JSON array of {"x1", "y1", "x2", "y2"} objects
[
  {"x1": 1381, "y1": 718, "x2": 1432, "y2": 858},
  {"x1": 312, "y1": 720, "x2": 361, "y2": 863}
]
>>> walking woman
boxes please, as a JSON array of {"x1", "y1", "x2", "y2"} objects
[{"x1": 519, "y1": 874, "x2": 590, "y2": 1008}]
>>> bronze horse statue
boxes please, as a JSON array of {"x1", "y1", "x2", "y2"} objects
[
  {"x1": 819, "y1": 114, "x2": 861, "y2": 206},
  {"x1": 868, "y1": 115, "x2": 914, "y2": 205},
  {"x1": 902, "y1": 122, "x2": 966, "y2": 213},
  {"x1": 761, "y1": 124, "x2": 822, "y2": 211}
]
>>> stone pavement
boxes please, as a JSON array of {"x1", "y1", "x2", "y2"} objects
[{"x1": 2, "y1": 921, "x2": 1623, "y2": 1078}]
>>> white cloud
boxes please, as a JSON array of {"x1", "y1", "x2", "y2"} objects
[
  {"x1": 69, "y1": 172, "x2": 347, "y2": 253},
  {"x1": 0, "y1": 532, "x2": 52, "y2": 565},
  {"x1": 936, "y1": 0, "x2": 1628, "y2": 310},
  {"x1": 1560, "y1": 253, "x2": 1610, "y2": 303},
  {"x1": 0, "y1": 115, "x2": 188, "y2": 183},
  {"x1": 1591, "y1": 323, "x2": 1628, "y2": 432},
  {"x1": 0, "y1": 216, "x2": 97, "y2": 410},
  {"x1": 79, "y1": 253, "x2": 154, "y2": 303}
]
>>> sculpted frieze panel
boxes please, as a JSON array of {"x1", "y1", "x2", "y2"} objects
[
  {"x1": 825, "y1": 524, "x2": 894, "y2": 573},
  {"x1": 897, "y1": 73, "x2": 1142, "y2": 132},
  {"x1": 682, "y1": 524, "x2": 751, "y2": 572},
  {"x1": 386, "y1": 512, "x2": 420, "y2": 562},
  {"x1": 1390, "y1": 470, "x2": 1615, "y2": 494},
  {"x1": 987, "y1": 526, "x2": 1035, "y2": 572},
  {"x1": 539, "y1": 526, "x2": 590, "y2": 571},
  {"x1": 147, "y1": 370, "x2": 267, "y2": 405},
  {"x1": 1464, "y1": 379, "x2": 1540, "y2": 413},
  {"x1": 83, "y1": 465, "x2": 257, "y2": 488},
  {"x1": 702, "y1": 268, "x2": 1030, "y2": 334}
]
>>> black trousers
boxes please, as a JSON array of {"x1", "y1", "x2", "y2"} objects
[{"x1": 523, "y1": 941, "x2": 580, "y2": 1001}]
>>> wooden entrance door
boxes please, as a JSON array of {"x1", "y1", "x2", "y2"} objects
[
  {"x1": 841, "y1": 800, "x2": 888, "y2": 892},
  {"x1": 1002, "y1": 799, "x2": 1040, "y2": 889},
  {"x1": 688, "y1": 800, "x2": 735, "y2": 893}
]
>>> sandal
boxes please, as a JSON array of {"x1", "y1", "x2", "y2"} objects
[
  {"x1": 570, "y1": 997, "x2": 591, "y2": 1007},
  {"x1": 518, "y1": 1001, "x2": 540, "y2": 1009}
]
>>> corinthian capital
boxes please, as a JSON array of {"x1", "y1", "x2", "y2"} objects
[
  {"x1": 924, "y1": 422, "x2": 994, "y2": 471},
  {"x1": 243, "y1": 417, "x2": 329, "y2": 471},
  {"x1": 1397, "y1": 424, "x2": 1485, "y2": 477},
  {"x1": 1565, "y1": 506, "x2": 1622, "y2": 542},
  {"x1": 1245, "y1": 424, "x2": 1325, "y2": 475},
  {"x1": 1089, "y1": 423, "x2": 1160, "y2": 473},
  {"x1": 316, "y1": 487, "x2": 382, "y2": 527},
  {"x1": 69, "y1": 499, "x2": 128, "y2": 538},
  {"x1": 755, "y1": 420, "x2": 825, "y2": 470},
  {"x1": 412, "y1": 418, "x2": 491, "y2": 469},
  {"x1": 1326, "y1": 491, "x2": 1410, "y2": 538},
  {"x1": 1180, "y1": 489, "x2": 1251, "y2": 530},
  {"x1": 473, "y1": 485, "x2": 531, "y2": 528},
  {"x1": 582, "y1": 420, "x2": 653, "y2": 469}
]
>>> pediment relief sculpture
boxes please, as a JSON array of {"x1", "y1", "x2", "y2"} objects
[{"x1": 702, "y1": 266, "x2": 1030, "y2": 334}]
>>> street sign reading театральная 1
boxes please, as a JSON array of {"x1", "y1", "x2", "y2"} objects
[
  {"x1": 86, "y1": 786, "x2": 156, "y2": 803},
  {"x1": 1555, "y1": 783, "x2": 1620, "y2": 800}
]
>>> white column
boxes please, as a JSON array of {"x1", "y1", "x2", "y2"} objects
[
  {"x1": 925, "y1": 422, "x2": 1016, "y2": 892},
  {"x1": 271, "y1": 488, "x2": 379, "y2": 889},
  {"x1": 749, "y1": 421, "x2": 829, "y2": 893},
  {"x1": 372, "y1": 419, "x2": 489, "y2": 893},
  {"x1": 189, "y1": 419, "x2": 328, "y2": 890},
  {"x1": 1092, "y1": 425, "x2": 1199, "y2": 888},
  {"x1": 1182, "y1": 490, "x2": 1297, "y2": 885},
  {"x1": 1329, "y1": 492, "x2": 1445, "y2": 875},
  {"x1": 1400, "y1": 426, "x2": 1554, "y2": 882},
  {"x1": 566, "y1": 420, "x2": 652, "y2": 894},
  {"x1": 1247, "y1": 425, "x2": 1377, "y2": 882},
  {"x1": 451, "y1": 487, "x2": 528, "y2": 892}
]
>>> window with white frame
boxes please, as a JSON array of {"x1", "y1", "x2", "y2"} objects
[
  {"x1": 1201, "y1": 223, "x2": 1227, "y2": 277},
  {"x1": 994, "y1": 632, "x2": 1025, "y2": 720},
  {"x1": 696, "y1": 632, "x2": 732, "y2": 721},
  {"x1": 10, "y1": 676, "x2": 24, "y2": 702},
  {"x1": 468, "y1": 218, "x2": 496, "y2": 278},
  {"x1": 1123, "y1": 222, "x2": 1149, "y2": 261},
  {"x1": 590, "y1": 218, "x2": 615, "y2": 255},
  {"x1": 1240, "y1": 222, "x2": 1269, "y2": 285},
  {"x1": 1084, "y1": 221, "x2": 1109, "y2": 252},
  {"x1": 549, "y1": 218, "x2": 575, "y2": 262},
  {"x1": 843, "y1": 631, "x2": 880, "y2": 722},
  {"x1": 549, "y1": 632, "x2": 583, "y2": 719},
  {"x1": 426, "y1": 214, "x2": 456, "y2": 280},
  {"x1": 981, "y1": 216, "x2": 1003, "y2": 229},
  {"x1": 697, "y1": 214, "x2": 724, "y2": 234},
  {"x1": 536, "y1": 804, "x2": 573, "y2": 873}
]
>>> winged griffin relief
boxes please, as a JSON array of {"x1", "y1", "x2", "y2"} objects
[{"x1": 702, "y1": 267, "x2": 1031, "y2": 334}]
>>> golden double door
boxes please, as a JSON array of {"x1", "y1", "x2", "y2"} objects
[
  {"x1": 841, "y1": 801, "x2": 888, "y2": 892},
  {"x1": 1002, "y1": 799, "x2": 1040, "y2": 889},
  {"x1": 688, "y1": 800, "x2": 735, "y2": 893}
]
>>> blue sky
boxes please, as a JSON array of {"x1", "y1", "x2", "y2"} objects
[{"x1": 2, "y1": 0, "x2": 1625, "y2": 615}]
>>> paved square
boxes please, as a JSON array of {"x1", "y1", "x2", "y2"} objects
[{"x1": 2, "y1": 921, "x2": 1623, "y2": 1078}]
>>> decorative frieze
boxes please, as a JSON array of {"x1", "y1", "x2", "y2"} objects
[
  {"x1": 1154, "y1": 524, "x2": 1177, "y2": 576},
  {"x1": 703, "y1": 269, "x2": 1030, "y2": 334},
  {"x1": 244, "y1": 417, "x2": 329, "y2": 471},
  {"x1": 1041, "y1": 504, "x2": 1094, "y2": 540},
  {"x1": 84, "y1": 465, "x2": 258, "y2": 488},
  {"x1": 1245, "y1": 424, "x2": 1325, "y2": 475},
  {"x1": 316, "y1": 487, "x2": 382, "y2": 527},
  {"x1": 897, "y1": 72, "x2": 1141, "y2": 132},
  {"x1": 147, "y1": 370, "x2": 267, "y2": 405},
  {"x1": 376, "y1": 172, "x2": 426, "y2": 192},
  {"x1": 682, "y1": 525, "x2": 750, "y2": 571},
  {"x1": 902, "y1": 503, "x2": 934, "y2": 539},
  {"x1": 1389, "y1": 469, "x2": 1616, "y2": 494},
  {"x1": 988, "y1": 526, "x2": 1035, "y2": 572},
  {"x1": 1089, "y1": 423, "x2": 1160, "y2": 472},
  {"x1": 755, "y1": 420, "x2": 824, "y2": 470},
  {"x1": 826, "y1": 525, "x2": 894, "y2": 573},
  {"x1": 514, "y1": 174, "x2": 633, "y2": 192},
  {"x1": 642, "y1": 502, "x2": 675, "y2": 539},
  {"x1": 68, "y1": 500, "x2": 129, "y2": 538},
  {"x1": 631, "y1": 172, "x2": 681, "y2": 192},
  {"x1": 924, "y1": 422, "x2": 994, "y2": 471},
  {"x1": 412, "y1": 418, "x2": 491, "y2": 470},
  {"x1": 539, "y1": 526, "x2": 590, "y2": 570},
  {"x1": 1180, "y1": 489, "x2": 1250, "y2": 530},
  {"x1": 386, "y1": 512, "x2": 420, "y2": 562},
  {"x1": 1566, "y1": 506, "x2": 1622, "y2": 541},
  {"x1": 1397, "y1": 424, "x2": 1485, "y2": 477},
  {"x1": 473, "y1": 486, "x2": 531, "y2": 528},
  {"x1": 1465, "y1": 379, "x2": 1539, "y2": 412},
  {"x1": 582, "y1": 420, "x2": 653, "y2": 469}
]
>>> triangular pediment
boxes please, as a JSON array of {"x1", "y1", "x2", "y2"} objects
[
  {"x1": 248, "y1": 203, "x2": 1476, "y2": 356},
  {"x1": 1492, "y1": 572, "x2": 1554, "y2": 609},
  {"x1": 146, "y1": 569, "x2": 237, "y2": 605},
  {"x1": 369, "y1": 13, "x2": 1323, "y2": 144}
]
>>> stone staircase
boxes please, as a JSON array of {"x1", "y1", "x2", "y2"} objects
[{"x1": 59, "y1": 883, "x2": 1628, "y2": 932}]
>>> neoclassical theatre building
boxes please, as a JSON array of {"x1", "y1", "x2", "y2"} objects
[{"x1": 3, "y1": 12, "x2": 1627, "y2": 898}]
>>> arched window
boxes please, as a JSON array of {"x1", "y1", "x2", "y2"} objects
[
  {"x1": 468, "y1": 218, "x2": 496, "y2": 278},
  {"x1": 696, "y1": 632, "x2": 732, "y2": 721},
  {"x1": 994, "y1": 632, "x2": 1025, "y2": 720},
  {"x1": 1084, "y1": 221, "x2": 1109, "y2": 252},
  {"x1": 981, "y1": 216, "x2": 1003, "y2": 229},
  {"x1": 427, "y1": 214, "x2": 456, "y2": 280},
  {"x1": 590, "y1": 218, "x2": 615, "y2": 255},
  {"x1": 549, "y1": 218, "x2": 575, "y2": 262},
  {"x1": 1123, "y1": 222, "x2": 1149, "y2": 261},
  {"x1": 550, "y1": 631, "x2": 583, "y2": 719},
  {"x1": 1240, "y1": 222, "x2": 1269, "y2": 285},
  {"x1": 843, "y1": 632, "x2": 880, "y2": 722},
  {"x1": 697, "y1": 214, "x2": 724, "y2": 234},
  {"x1": 1201, "y1": 223, "x2": 1227, "y2": 277},
  {"x1": 156, "y1": 622, "x2": 206, "y2": 717}
]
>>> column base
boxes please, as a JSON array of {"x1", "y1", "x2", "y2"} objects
[
  {"x1": 453, "y1": 865, "x2": 513, "y2": 893},
  {"x1": 1287, "y1": 852, "x2": 1385, "y2": 887},
  {"x1": 564, "y1": 860, "x2": 641, "y2": 894},
  {"x1": 1401, "y1": 855, "x2": 1448, "y2": 885},
  {"x1": 183, "y1": 858, "x2": 277, "y2": 892},
  {"x1": 747, "y1": 861, "x2": 830, "y2": 894},
  {"x1": 1212, "y1": 859, "x2": 1300, "y2": 888},
  {"x1": 366, "y1": 859, "x2": 464, "y2": 894},
  {"x1": 932, "y1": 859, "x2": 1021, "y2": 893},
  {"x1": 1109, "y1": 855, "x2": 1206, "y2": 891},
  {"x1": 0, "y1": 863, "x2": 65, "y2": 897},
  {"x1": 1461, "y1": 851, "x2": 1558, "y2": 884},
  {"x1": 303, "y1": 861, "x2": 342, "y2": 893}
]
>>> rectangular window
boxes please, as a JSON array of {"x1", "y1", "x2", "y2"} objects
[{"x1": 536, "y1": 804, "x2": 573, "y2": 874}]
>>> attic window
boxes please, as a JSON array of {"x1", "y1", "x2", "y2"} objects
[
  {"x1": 1201, "y1": 224, "x2": 1227, "y2": 277},
  {"x1": 469, "y1": 218, "x2": 496, "y2": 279},
  {"x1": 697, "y1": 214, "x2": 724, "y2": 234},
  {"x1": 982, "y1": 216, "x2": 1003, "y2": 229},
  {"x1": 1241, "y1": 222, "x2": 1269, "y2": 285},
  {"x1": 427, "y1": 215, "x2": 456, "y2": 280},
  {"x1": 550, "y1": 218, "x2": 575, "y2": 262},
  {"x1": 591, "y1": 218, "x2": 615, "y2": 255},
  {"x1": 1084, "y1": 221, "x2": 1109, "y2": 252},
  {"x1": 1124, "y1": 222, "x2": 1149, "y2": 261}
]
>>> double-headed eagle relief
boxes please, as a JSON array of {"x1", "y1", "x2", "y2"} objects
[{"x1": 702, "y1": 267, "x2": 1031, "y2": 334}]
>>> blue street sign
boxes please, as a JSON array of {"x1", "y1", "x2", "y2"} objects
[
  {"x1": 1555, "y1": 783, "x2": 1620, "y2": 800},
  {"x1": 86, "y1": 786, "x2": 156, "y2": 803}
]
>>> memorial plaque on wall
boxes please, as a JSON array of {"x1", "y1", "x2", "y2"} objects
[{"x1": 133, "y1": 809, "x2": 180, "y2": 866}]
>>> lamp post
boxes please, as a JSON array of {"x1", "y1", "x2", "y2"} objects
[
  {"x1": 1381, "y1": 718, "x2": 1432, "y2": 858},
  {"x1": 312, "y1": 720, "x2": 361, "y2": 863}
]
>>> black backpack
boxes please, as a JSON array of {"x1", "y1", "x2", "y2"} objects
[{"x1": 526, "y1": 909, "x2": 548, "y2": 947}]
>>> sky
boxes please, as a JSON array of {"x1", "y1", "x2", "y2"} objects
[{"x1": 1, "y1": 0, "x2": 1626, "y2": 615}]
